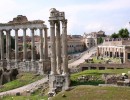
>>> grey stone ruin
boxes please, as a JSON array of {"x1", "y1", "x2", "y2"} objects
[
  {"x1": 48, "y1": 8, "x2": 70, "y2": 96},
  {"x1": 0, "y1": 15, "x2": 50, "y2": 75}
]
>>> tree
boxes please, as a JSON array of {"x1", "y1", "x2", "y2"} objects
[
  {"x1": 118, "y1": 28, "x2": 129, "y2": 38},
  {"x1": 97, "y1": 37, "x2": 103, "y2": 44},
  {"x1": 110, "y1": 28, "x2": 130, "y2": 38},
  {"x1": 110, "y1": 33, "x2": 119, "y2": 38}
]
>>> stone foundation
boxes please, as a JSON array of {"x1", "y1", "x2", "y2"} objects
[
  {"x1": 48, "y1": 74, "x2": 70, "y2": 97},
  {"x1": 0, "y1": 60, "x2": 51, "y2": 74}
]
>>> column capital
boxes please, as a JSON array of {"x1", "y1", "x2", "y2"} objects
[
  {"x1": 14, "y1": 28, "x2": 19, "y2": 31},
  {"x1": 22, "y1": 28, "x2": 27, "y2": 31},
  {"x1": 44, "y1": 27, "x2": 48, "y2": 30},
  {"x1": 55, "y1": 21, "x2": 60, "y2": 28},
  {"x1": 62, "y1": 19, "x2": 67, "y2": 27},
  {"x1": 30, "y1": 28, "x2": 37, "y2": 31},
  {"x1": 49, "y1": 20, "x2": 55, "y2": 27},
  {"x1": 6, "y1": 29, "x2": 12, "y2": 32}
]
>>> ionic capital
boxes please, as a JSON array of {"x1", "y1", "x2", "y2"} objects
[
  {"x1": 55, "y1": 21, "x2": 60, "y2": 27},
  {"x1": 22, "y1": 28, "x2": 27, "y2": 31},
  {"x1": 49, "y1": 20, "x2": 55, "y2": 27},
  {"x1": 6, "y1": 29, "x2": 12, "y2": 32},
  {"x1": 62, "y1": 19, "x2": 67, "y2": 27}
]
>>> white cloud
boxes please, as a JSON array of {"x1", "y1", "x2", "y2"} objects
[
  {"x1": 56, "y1": 0, "x2": 130, "y2": 35},
  {"x1": 0, "y1": 0, "x2": 130, "y2": 35}
]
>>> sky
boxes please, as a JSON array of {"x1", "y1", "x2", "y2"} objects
[{"x1": 0, "y1": 0, "x2": 130, "y2": 36}]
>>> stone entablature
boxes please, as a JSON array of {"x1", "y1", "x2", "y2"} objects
[
  {"x1": 49, "y1": 8, "x2": 65, "y2": 21},
  {"x1": 0, "y1": 20, "x2": 46, "y2": 30}
]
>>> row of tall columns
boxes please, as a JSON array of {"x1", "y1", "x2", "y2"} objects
[
  {"x1": 97, "y1": 47, "x2": 125, "y2": 59},
  {"x1": 49, "y1": 19, "x2": 68, "y2": 75},
  {"x1": 0, "y1": 28, "x2": 48, "y2": 69},
  {"x1": 22, "y1": 28, "x2": 48, "y2": 62}
]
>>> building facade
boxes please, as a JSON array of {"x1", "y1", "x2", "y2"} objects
[
  {"x1": 97, "y1": 38, "x2": 130, "y2": 64},
  {"x1": 83, "y1": 30, "x2": 105, "y2": 49}
]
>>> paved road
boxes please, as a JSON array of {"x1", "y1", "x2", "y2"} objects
[
  {"x1": 0, "y1": 76, "x2": 48, "y2": 97},
  {"x1": 68, "y1": 47, "x2": 97, "y2": 68}
]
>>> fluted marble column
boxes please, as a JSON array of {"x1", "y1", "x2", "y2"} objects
[
  {"x1": 49, "y1": 20, "x2": 56, "y2": 75},
  {"x1": 23, "y1": 28, "x2": 27, "y2": 61},
  {"x1": 15, "y1": 29, "x2": 18, "y2": 68},
  {"x1": 62, "y1": 19, "x2": 68, "y2": 75},
  {"x1": 56, "y1": 21, "x2": 62, "y2": 74},
  {"x1": 31, "y1": 29, "x2": 35, "y2": 61},
  {"x1": 39, "y1": 28, "x2": 43, "y2": 61},
  {"x1": 44, "y1": 28, "x2": 48, "y2": 59}
]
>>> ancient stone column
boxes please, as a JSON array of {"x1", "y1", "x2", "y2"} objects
[
  {"x1": 0, "y1": 30, "x2": 4, "y2": 60},
  {"x1": 39, "y1": 28, "x2": 43, "y2": 61},
  {"x1": 49, "y1": 20, "x2": 56, "y2": 75},
  {"x1": 15, "y1": 29, "x2": 19, "y2": 68},
  {"x1": 6, "y1": 30, "x2": 11, "y2": 61},
  {"x1": 0, "y1": 30, "x2": 4, "y2": 67},
  {"x1": 6, "y1": 30, "x2": 11, "y2": 69},
  {"x1": 62, "y1": 19, "x2": 69, "y2": 75},
  {"x1": 31, "y1": 29, "x2": 35, "y2": 61},
  {"x1": 123, "y1": 46, "x2": 126, "y2": 63},
  {"x1": 44, "y1": 28, "x2": 48, "y2": 59},
  {"x1": 56, "y1": 21, "x2": 62, "y2": 74},
  {"x1": 23, "y1": 28, "x2": 27, "y2": 61}
]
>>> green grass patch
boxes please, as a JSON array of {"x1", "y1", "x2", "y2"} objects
[
  {"x1": 2, "y1": 95, "x2": 48, "y2": 100},
  {"x1": 1, "y1": 83, "x2": 49, "y2": 100},
  {"x1": 71, "y1": 69, "x2": 130, "y2": 86},
  {"x1": 0, "y1": 72, "x2": 43, "y2": 92},
  {"x1": 53, "y1": 85, "x2": 130, "y2": 100}
]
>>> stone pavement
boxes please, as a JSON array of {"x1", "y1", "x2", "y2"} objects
[{"x1": 0, "y1": 76, "x2": 48, "y2": 97}]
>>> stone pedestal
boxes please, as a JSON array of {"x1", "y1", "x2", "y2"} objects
[{"x1": 48, "y1": 74, "x2": 70, "y2": 96}]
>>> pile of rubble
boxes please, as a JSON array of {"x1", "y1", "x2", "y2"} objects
[
  {"x1": 77, "y1": 75, "x2": 100, "y2": 82},
  {"x1": 102, "y1": 73, "x2": 130, "y2": 86}
]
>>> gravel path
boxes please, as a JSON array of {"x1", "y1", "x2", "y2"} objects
[
  {"x1": 68, "y1": 47, "x2": 97, "y2": 68},
  {"x1": 0, "y1": 76, "x2": 48, "y2": 97}
]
